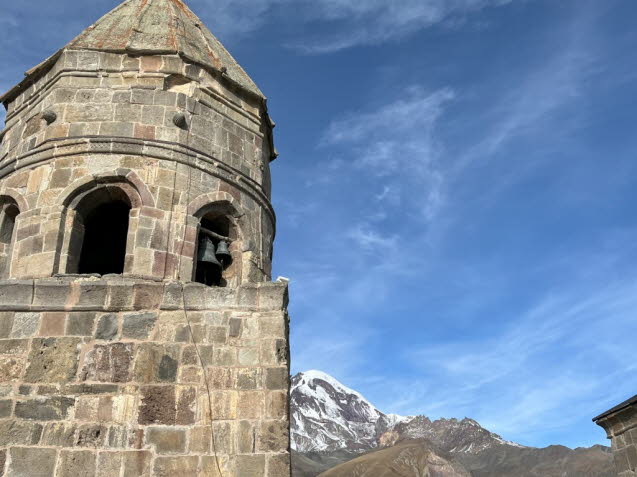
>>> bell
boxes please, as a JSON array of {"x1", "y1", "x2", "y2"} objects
[
  {"x1": 215, "y1": 240, "x2": 232, "y2": 264},
  {"x1": 197, "y1": 236, "x2": 221, "y2": 269}
]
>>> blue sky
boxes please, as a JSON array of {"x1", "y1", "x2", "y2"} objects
[{"x1": 2, "y1": 0, "x2": 636, "y2": 449}]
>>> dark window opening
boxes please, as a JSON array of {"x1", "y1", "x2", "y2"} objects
[
  {"x1": 195, "y1": 215, "x2": 232, "y2": 287},
  {"x1": 0, "y1": 203, "x2": 19, "y2": 279},
  {"x1": 78, "y1": 201, "x2": 130, "y2": 275},
  {"x1": 0, "y1": 204, "x2": 19, "y2": 244}
]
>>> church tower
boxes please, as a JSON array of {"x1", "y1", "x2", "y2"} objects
[{"x1": 0, "y1": 0, "x2": 290, "y2": 475}]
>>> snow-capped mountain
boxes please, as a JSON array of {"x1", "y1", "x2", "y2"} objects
[
  {"x1": 291, "y1": 370, "x2": 399, "y2": 452},
  {"x1": 291, "y1": 370, "x2": 514, "y2": 454},
  {"x1": 291, "y1": 371, "x2": 614, "y2": 477}
]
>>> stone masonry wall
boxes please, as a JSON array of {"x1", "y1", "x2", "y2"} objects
[
  {"x1": 0, "y1": 278, "x2": 290, "y2": 476},
  {"x1": 0, "y1": 50, "x2": 275, "y2": 283},
  {"x1": 0, "y1": 23, "x2": 290, "y2": 477},
  {"x1": 596, "y1": 401, "x2": 637, "y2": 477}
]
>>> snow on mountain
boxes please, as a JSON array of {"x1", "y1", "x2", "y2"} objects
[
  {"x1": 291, "y1": 370, "x2": 523, "y2": 455},
  {"x1": 291, "y1": 370, "x2": 395, "y2": 452}
]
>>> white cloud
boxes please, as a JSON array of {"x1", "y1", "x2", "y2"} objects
[{"x1": 322, "y1": 87, "x2": 455, "y2": 222}]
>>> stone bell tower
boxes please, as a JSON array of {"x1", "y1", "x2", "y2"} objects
[{"x1": 0, "y1": 0, "x2": 290, "y2": 475}]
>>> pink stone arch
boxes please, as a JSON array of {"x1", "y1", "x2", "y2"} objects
[
  {"x1": 0, "y1": 189, "x2": 28, "y2": 213},
  {"x1": 188, "y1": 191, "x2": 242, "y2": 218},
  {"x1": 59, "y1": 168, "x2": 154, "y2": 209}
]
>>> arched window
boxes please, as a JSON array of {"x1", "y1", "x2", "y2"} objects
[
  {"x1": 195, "y1": 210, "x2": 236, "y2": 287},
  {"x1": 0, "y1": 199, "x2": 20, "y2": 278},
  {"x1": 65, "y1": 186, "x2": 132, "y2": 275}
]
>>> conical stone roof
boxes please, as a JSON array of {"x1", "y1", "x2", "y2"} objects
[
  {"x1": 72, "y1": 0, "x2": 262, "y2": 97},
  {"x1": 2, "y1": 0, "x2": 263, "y2": 102}
]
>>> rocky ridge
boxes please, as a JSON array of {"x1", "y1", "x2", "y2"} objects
[{"x1": 291, "y1": 371, "x2": 615, "y2": 477}]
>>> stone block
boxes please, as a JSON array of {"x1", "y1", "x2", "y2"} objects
[
  {"x1": 0, "y1": 420, "x2": 42, "y2": 446},
  {"x1": 24, "y1": 338, "x2": 82, "y2": 383},
  {"x1": 0, "y1": 338, "x2": 29, "y2": 354},
  {"x1": 122, "y1": 451, "x2": 152, "y2": 477},
  {"x1": 0, "y1": 281, "x2": 34, "y2": 308},
  {"x1": 146, "y1": 427, "x2": 186, "y2": 454},
  {"x1": 133, "y1": 283, "x2": 164, "y2": 309},
  {"x1": 97, "y1": 452, "x2": 122, "y2": 477},
  {"x1": 11, "y1": 312, "x2": 40, "y2": 338},
  {"x1": 153, "y1": 456, "x2": 198, "y2": 476},
  {"x1": 0, "y1": 399, "x2": 13, "y2": 417},
  {"x1": 237, "y1": 368, "x2": 261, "y2": 390},
  {"x1": 106, "y1": 281, "x2": 135, "y2": 310},
  {"x1": 258, "y1": 419, "x2": 289, "y2": 452},
  {"x1": 57, "y1": 450, "x2": 96, "y2": 477},
  {"x1": 258, "y1": 282, "x2": 288, "y2": 310},
  {"x1": 200, "y1": 455, "x2": 235, "y2": 477},
  {"x1": 77, "y1": 424, "x2": 107, "y2": 447},
  {"x1": 41, "y1": 422, "x2": 77, "y2": 447},
  {"x1": 40, "y1": 312, "x2": 66, "y2": 336},
  {"x1": 78, "y1": 282, "x2": 108, "y2": 308},
  {"x1": 238, "y1": 390, "x2": 264, "y2": 419},
  {"x1": 228, "y1": 318, "x2": 242, "y2": 338},
  {"x1": 189, "y1": 426, "x2": 212, "y2": 453},
  {"x1": 132, "y1": 343, "x2": 179, "y2": 383},
  {"x1": 238, "y1": 347, "x2": 259, "y2": 366},
  {"x1": 0, "y1": 311, "x2": 14, "y2": 337},
  {"x1": 267, "y1": 454, "x2": 291, "y2": 476},
  {"x1": 122, "y1": 312, "x2": 157, "y2": 339},
  {"x1": 265, "y1": 367, "x2": 288, "y2": 390},
  {"x1": 15, "y1": 396, "x2": 75, "y2": 420},
  {"x1": 95, "y1": 313, "x2": 118, "y2": 340},
  {"x1": 66, "y1": 312, "x2": 96, "y2": 336},
  {"x1": 138, "y1": 385, "x2": 175, "y2": 425},
  {"x1": 236, "y1": 454, "x2": 266, "y2": 477},
  {"x1": 80, "y1": 343, "x2": 133, "y2": 383},
  {"x1": 266, "y1": 391, "x2": 287, "y2": 419},
  {"x1": 7, "y1": 447, "x2": 57, "y2": 477},
  {"x1": 237, "y1": 420, "x2": 254, "y2": 453}
]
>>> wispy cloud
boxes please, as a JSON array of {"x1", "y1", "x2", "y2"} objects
[
  {"x1": 398, "y1": 276, "x2": 637, "y2": 444},
  {"x1": 322, "y1": 86, "x2": 455, "y2": 222},
  {"x1": 197, "y1": 0, "x2": 517, "y2": 52}
]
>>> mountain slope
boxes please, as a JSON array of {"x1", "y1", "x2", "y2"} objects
[{"x1": 318, "y1": 439, "x2": 471, "y2": 477}]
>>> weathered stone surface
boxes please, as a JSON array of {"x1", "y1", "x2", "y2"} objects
[
  {"x1": 7, "y1": 447, "x2": 57, "y2": 477},
  {"x1": 24, "y1": 338, "x2": 81, "y2": 383},
  {"x1": 122, "y1": 451, "x2": 152, "y2": 477},
  {"x1": 258, "y1": 419, "x2": 289, "y2": 452},
  {"x1": 133, "y1": 344, "x2": 179, "y2": 383},
  {"x1": 153, "y1": 456, "x2": 198, "y2": 476},
  {"x1": 10, "y1": 312, "x2": 40, "y2": 338},
  {"x1": 95, "y1": 314, "x2": 118, "y2": 340},
  {"x1": 41, "y1": 422, "x2": 77, "y2": 447},
  {"x1": 0, "y1": 398, "x2": 13, "y2": 417},
  {"x1": 146, "y1": 427, "x2": 186, "y2": 454},
  {"x1": 15, "y1": 396, "x2": 75, "y2": 421},
  {"x1": 0, "y1": 355, "x2": 23, "y2": 381},
  {"x1": 77, "y1": 424, "x2": 107, "y2": 447},
  {"x1": 0, "y1": 338, "x2": 29, "y2": 354},
  {"x1": 236, "y1": 454, "x2": 266, "y2": 477},
  {"x1": 122, "y1": 312, "x2": 157, "y2": 339},
  {"x1": 138, "y1": 385, "x2": 175, "y2": 425},
  {"x1": 66, "y1": 312, "x2": 96, "y2": 336},
  {"x1": 57, "y1": 450, "x2": 96, "y2": 477},
  {"x1": 80, "y1": 343, "x2": 133, "y2": 382},
  {"x1": 97, "y1": 452, "x2": 122, "y2": 477},
  {"x1": 265, "y1": 367, "x2": 288, "y2": 390},
  {"x1": 0, "y1": 420, "x2": 43, "y2": 446}
]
